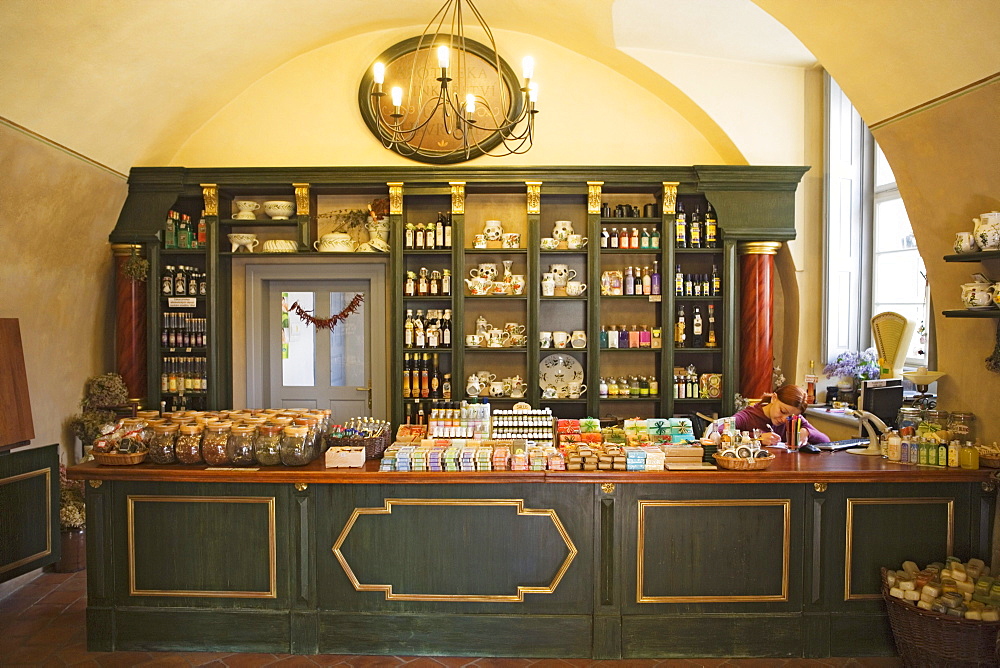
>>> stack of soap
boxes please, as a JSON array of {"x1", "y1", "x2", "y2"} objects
[
  {"x1": 624, "y1": 446, "x2": 647, "y2": 471},
  {"x1": 642, "y1": 445, "x2": 665, "y2": 471},
  {"x1": 476, "y1": 447, "x2": 493, "y2": 471},
  {"x1": 510, "y1": 452, "x2": 528, "y2": 471},
  {"x1": 492, "y1": 445, "x2": 510, "y2": 470}
]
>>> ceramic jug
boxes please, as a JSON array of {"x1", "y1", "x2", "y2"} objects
[
  {"x1": 974, "y1": 212, "x2": 1000, "y2": 250},
  {"x1": 961, "y1": 282, "x2": 994, "y2": 308}
]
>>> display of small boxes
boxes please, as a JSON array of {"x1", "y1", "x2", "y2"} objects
[{"x1": 325, "y1": 445, "x2": 367, "y2": 468}]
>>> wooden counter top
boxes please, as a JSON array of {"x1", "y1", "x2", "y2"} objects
[{"x1": 68, "y1": 448, "x2": 999, "y2": 485}]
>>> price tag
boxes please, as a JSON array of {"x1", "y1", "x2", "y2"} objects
[
  {"x1": 648, "y1": 295, "x2": 661, "y2": 303},
  {"x1": 168, "y1": 297, "x2": 197, "y2": 309}
]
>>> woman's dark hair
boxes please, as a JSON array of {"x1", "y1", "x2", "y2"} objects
[{"x1": 759, "y1": 384, "x2": 808, "y2": 412}]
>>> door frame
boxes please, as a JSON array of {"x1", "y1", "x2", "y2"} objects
[{"x1": 244, "y1": 259, "x2": 389, "y2": 414}]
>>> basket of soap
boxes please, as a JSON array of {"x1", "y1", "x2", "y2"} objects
[
  {"x1": 881, "y1": 559, "x2": 1000, "y2": 667},
  {"x1": 977, "y1": 443, "x2": 1000, "y2": 468},
  {"x1": 712, "y1": 450, "x2": 773, "y2": 471}
]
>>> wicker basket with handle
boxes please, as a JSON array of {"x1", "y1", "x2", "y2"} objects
[
  {"x1": 711, "y1": 453, "x2": 773, "y2": 471},
  {"x1": 880, "y1": 567, "x2": 1000, "y2": 667},
  {"x1": 93, "y1": 451, "x2": 147, "y2": 466}
]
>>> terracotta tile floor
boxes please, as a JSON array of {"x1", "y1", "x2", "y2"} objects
[{"x1": 0, "y1": 569, "x2": 902, "y2": 667}]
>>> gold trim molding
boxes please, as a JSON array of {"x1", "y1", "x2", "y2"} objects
[
  {"x1": 111, "y1": 243, "x2": 142, "y2": 256},
  {"x1": 450, "y1": 182, "x2": 465, "y2": 215},
  {"x1": 587, "y1": 182, "x2": 603, "y2": 215},
  {"x1": 600, "y1": 482, "x2": 615, "y2": 494},
  {"x1": 662, "y1": 182, "x2": 679, "y2": 215},
  {"x1": 292, "y1": 183, "x2": 310, "y2": 217},
  {"x1": 333, "y1": 498, "x2": 577, "y2": 602},
  {"x1": 525, "y1": 181, "x2": 541, "y2": 215},
  {"x1": 387, "y1": 182, "x2": 403, "y2": 215},
  {"x1": 983, "y1": 480, "x2": 997, "y2": 493},
  {"x1": 127, "y1": 495, "x2": 277, "y2": 598},
  {"x1": 294, "y1": 482, "x2": 308, "y2": 492},
  {"x1": 814, "y1": 482, "x2": 828, "y2": 493},
  {"x1": 637, "y1": 499, "x2": 790, "y2": 603},
  {"x1": 844, "y1": 497, "x2": 954, "y2": 601},
  {"x1": 199, "y1": 184, "x2": 218, "y2": 217},
  {"x1": 739, "y1": 241, "x2": 783, "y2": 256},
  {"x1": 0, "y1": 468, "x2": 52, "y2": 575},
  {"x1": 89, "y1": 479, "x2": 102, "y2": 488}
]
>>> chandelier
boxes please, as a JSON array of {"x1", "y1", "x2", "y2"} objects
[{"x1": 364, "y1": 0, "x2": 538, "y2": 163}]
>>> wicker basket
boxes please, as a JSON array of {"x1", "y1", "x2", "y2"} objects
[
  {"x1": 880, "y1": 568, "x2": 1000, "y2": 667},
  {"x1": 326, "y1": 432, "x2": 391, "y2": 461},
  {"x1": 711, "y1": 453, "x2": 774, "y2": 471},
  {"x1": 979, "y1": 454, "x2": 1000, "y2": 469},
  {"x1": 92, "y1": 450, "x2": 147, "y2": 466}
]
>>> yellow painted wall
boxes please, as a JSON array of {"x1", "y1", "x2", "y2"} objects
[{"x1": 0, "y1": 123, "x2": 127, "y2": 464}]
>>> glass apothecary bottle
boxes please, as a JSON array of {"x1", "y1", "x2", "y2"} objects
[
  {"x1": 202, "y1": 422, "x2": 232, "y2": 466},
  {"x1": 918, "y1": 410, "x2": 949, "y2": 439},
  {"x1": 896, "y1": 406, "x2": 923, "y2": 438},
  {"x1": 227, "y1": 424, "x2": 257, "y2": 466},
  {"x1": 254, "y1": 424, "x2": 283, "y2": 466},
  {"x1": 280, "y1": 425, "x2": 313, "y2": 466},
  {"x1": 948, "y1": 412, "x2": 975, "y2": 442},
  {"x1": 175, "y1": 423, "x2": 204, "y2": 464},
  {"x1": 148, "y1": 423, "x2": 178, "y2": 464}
]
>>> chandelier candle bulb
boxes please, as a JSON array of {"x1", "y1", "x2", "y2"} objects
[
  {"x1": 437, "y1": 45, "x2": 450, "y2": 69},
  {"x1": 373, "y1": 62, "x2": 385, "y2": 85},
  {"x1": 466, "y1": 94, "x2": 476, "y2": 115},
  {"x1": 522, "y1": 56, "x2": 534, "y2": 81},
  {"x1": 390, "y1": 86, "x2": 403, "y2": 110}
]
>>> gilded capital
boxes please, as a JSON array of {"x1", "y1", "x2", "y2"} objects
[
  {"x1": 293, "y1": 183, "x2": 310, "y2": 217},
  {"x1": 587, "y1": 181, "x2": 603, "y2": 215},
  {"x1": 200, "y1": 184, "x2": 218, "y2": 217},
  {"x1": 526, "y1": 181, "x2": 541, "y2": 214},
  {"x1": 662, "y1": 182, "x2": 679, "y2": 215},
  {"x1": 739, "y1": 241, "x2": 783, "y2": 256},
  {"x1": 387, "y1": 182, "x2": 403, "y2": 215},
  {"x1": 450, "y1": 182, "x2": 465, "y2": 215}
]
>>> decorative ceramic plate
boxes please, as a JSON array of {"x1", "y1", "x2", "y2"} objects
[{"x1": 538, "y1": 353, "x2": 584, "y2": 393}]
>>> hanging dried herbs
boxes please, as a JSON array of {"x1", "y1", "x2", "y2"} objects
[
  {"x1": 288, "y1": 294, "x2": 364, "y2": 331},
  {"x1": 122, "y1": 247, "x2": 149, "y2": 282}
]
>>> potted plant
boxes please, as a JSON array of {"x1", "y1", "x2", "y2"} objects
[
  {"x1": 824, "y1": 347, "x2": 880, "y2": 404},
  {"x1": 68, "y1": 373, "x2": 129, "y2": 453},
  {"x1": 55, "y1": 464, "x2": 86, "y2": 572}
]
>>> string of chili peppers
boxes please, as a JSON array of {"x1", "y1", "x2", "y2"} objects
[{"x1": 288, "y1": 294, "x2": 364, "y2": 330}]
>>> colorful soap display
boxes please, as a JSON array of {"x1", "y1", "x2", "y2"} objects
[{"x1": 884, "y1": 556, "x2": 1000, "y2": 620}]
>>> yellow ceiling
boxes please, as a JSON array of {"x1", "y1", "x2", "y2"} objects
[{"x1": 0, "y1": 0, "x2": 996, "y2": 173}]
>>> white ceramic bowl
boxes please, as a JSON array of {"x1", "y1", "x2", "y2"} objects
[
  {"x1": 235, "y1": 200, "x2": 260, "y2": 212},
  {"x1": 263, "y1": 201, "x2": 295, "y2": 220},
  {"x1": 262, "y1": 239, "x2": 298, "y2": 253}
]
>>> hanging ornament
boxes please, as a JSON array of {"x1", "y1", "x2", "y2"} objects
[{"x1": 288, "y1": 294, "x2": 364, "y2": 331}]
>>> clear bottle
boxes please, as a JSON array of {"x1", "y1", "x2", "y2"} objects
[
  {"x1": 148, "y1": 423, "x2": 179, "y2": 464},
  {"x1": 599, "y1": 377, "x2": 608, "y2": 397},
  {"x1": 624, "y1": 267, "x2": 635, "y2": 295},
  {"x1": 254, "y1": 424, "x2": 283, "y2": 466},
  {"x1": 960, "y1": 441, "x2": 980, "y2": 470}
]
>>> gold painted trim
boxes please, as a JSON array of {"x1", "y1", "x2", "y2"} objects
[
  {"x1": 127, "y1": 495, "x2": 277, "y2": 598},
  {"x1": 111, "y1": 243, "x2": 142, "y2": 256},
  {"x1": 587, "y1": 182, "x2": 603, "y2": 215},
  {"x1": 844, "y1": 497, "x2": 954, "y2": 601},
  {"x1": 739, "y1": 241, "x2": 783, "y2": 255},
  {"x1": 387, "y1": 182, "x2": 403, "y2": 215},
  {"x1": 449, "y1": 182, "x2": 465, "y2": 215},
  {"x1": 294, "y1": 482, "x2": 308, "y2": 492},
  {"x1": 814, "y1": 482, "x2": 828, "y2": 493},
  {"x1": 637, "y1": 499, "x2": 790, "y2": 603},
  {"x1": 525, "y1": 181, "x2": 542, "y2": 215},
  {"x1": 292, "y1": 183, "x2": 310, "y2": 217},
  {"x1": 333, "y1": 498, "x2": 577, "y2": 602},
  {"x1": 662, "y1": 182, "x2": 679, "y2": 215},
  {"x1": 0, "y1": 468, "x2": 52, "y2": 574},
  {"x1": 88, "y1": 479, "x2": 102, "y2": 488},
  {"x1": 199, "y1": 184, "x2": 218, "y2": 217},
  {"x1": 601, "y1": 482, "x2": 616, "y2": 494},
  {"x1": 982, "y1": 480, "x2": 997, "y2": 493}
]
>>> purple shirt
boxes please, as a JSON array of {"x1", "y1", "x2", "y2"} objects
[{"x1": 730, "y1": 404, "x2": 830, "y2": 444}]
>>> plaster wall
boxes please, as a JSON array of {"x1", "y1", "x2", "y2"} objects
[
  {"x1": 0, "y1": 124, "x2": 127, "y2": 463},
  {"x1": 873, "y1": 79, "x2": 1000, "y2": 441}
]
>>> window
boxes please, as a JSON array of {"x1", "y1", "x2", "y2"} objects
[{"x1": 824, "y1": 74, "x2": 929, "y2": 369}]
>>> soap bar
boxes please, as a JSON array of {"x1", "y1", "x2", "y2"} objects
[
  {"x1": 902, "y1": 560, "x2": 920, "y2": 574},
  {"x1": 965, "y1": 609, "x2": 983, "y2": 620},
  {"x1": 968, "y1": 558, "x2": 985, "y2": 570},
  {"x1": 903, "y1": 589, "x2": 921, "y2": 601},
  {"x1": 922, "y1": 584, "x2": 942, "y2": 598},
  {"x1": 898, "y1": 578, "x2": 916, "y2": 591},
  {"x1": 917, "y1": 599, "x2": 934, "y2": 611},
  {"x1": 889, "y1": 587, "x2": 905, "y2": 599},
  {"x1": 956, "y1": 580, "x2": 975, "y2": 595},
  {"x1": 983, "y1": 608, "x2": 1000, "y2": 621}
]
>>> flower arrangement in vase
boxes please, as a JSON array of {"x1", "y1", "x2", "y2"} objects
[{"x1": 824, "y1": 347, "x2": 881, "y2": 395}]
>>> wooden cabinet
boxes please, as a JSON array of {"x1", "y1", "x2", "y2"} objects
[{"x1": 111, "y1": 166, "x2": 807, "y2": 418}]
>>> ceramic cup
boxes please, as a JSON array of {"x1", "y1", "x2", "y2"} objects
[
  {"x1": 565, "y1": 280, "x2": 587, "y2": 296},
  {"x1": 368, "y1": 238, "x2": 390, "y2": 252},
  {"x1": 540, "y1": 331, "x2": 553, "y2": 348},
  {"x1": 502, "y1": 232, "x2": 521, "y2": 248},
  {"x1": 504, "y1": 322, "x2": 526, "y2": 335},
  {"x1": 263, "y1": 200, "x2": 295, "y2": 220},
  {"x1": 472, "y1": 234, "x2": 488, "y2": 249},
  {"x1": 509, "y1": 333, "x2": 527, "y2": 347},
  {"x1": 235, "y1": 200, "x2": 260, "y2": 213},
  {"x1": 553, "y1": 331, "x2": 570, "y2": 349},
  {"x1": 466, "y1": 334, "x2": 484, "y2": 347},
  {"x1": 489, "y1": 380, "x2": 506, "y2": 397},
  {"x1": 541, "y1": 277, "x2": 555, "y2": 296},
  {"x1": 954, "y1": 232, "x2": 979, "y2": 254},
  {"x1": 542, "y1": 385, "x2": 559, "y2": 399},
  {"x1": 567, "y1": 234, "x2": 588, "y2": 249},
  {"x1": 540, "y1": 237, "x2": 559, "y2": 250},
  {"x1": 568, "y1": 382, "x2": 587, "y2": 398},
  {"x1": 232, "y1": 211, "x2": 257, "y2": 220},
  {"x1": 228, "y1": 233, "x2": 259, "y2": 253},
  {"x1": 477, "y1": 371, "x2": 497, "y2": 386},
  {"x1": 570, "y1": 330, "x2": 587, "y2": 348}
]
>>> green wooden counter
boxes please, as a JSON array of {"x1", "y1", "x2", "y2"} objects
[{"x1": 68, "y1": 451, "x2": 998, "y2": 659}]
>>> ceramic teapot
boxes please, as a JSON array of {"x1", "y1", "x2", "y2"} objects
[
  {"x1": 974, "y1": 212, "x2": 1000, "y2": 250},
  {"x1": 465, "y1": 275, "x2": 490, "y2": 295},
  {"x1": 961, "y1": 282, "x2": 995, "y2": 308}
]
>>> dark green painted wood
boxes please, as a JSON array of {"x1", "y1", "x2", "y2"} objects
[
  {"x1": 828, "y1": 612, "x2": 896, "y2": 656},
  {"x1": 802, "y1": 611, "x2": 831, "y2": 658},
  {"x1": 114, "y1": 608, "x2": 290, "y2": 653},
  {"x1": 319, "y1": 612, "x2": 592, "y2": 657},
  {"x1": 86, "y1": 607, "x2": 114, "y2": 652},
  {"x1": 592, "y1": 613, "x2": 621, "y2": 659},
  {"x1": 290, "y1": 610, "x2": 318, "y2": 655},
  {"x1": 622, "y1": 614, "x2": 803, "y2": 658},
  {"x1": 0, "y1": 444, "x2": 58, "y2": 581}
]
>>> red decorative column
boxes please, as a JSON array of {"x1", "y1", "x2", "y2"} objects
[
  {"x1": 738, "y1": 241, "x2": 782, "y2": 399},
  {"x1": 112, "y1": 244, "x2": 147, "y2": 403}
]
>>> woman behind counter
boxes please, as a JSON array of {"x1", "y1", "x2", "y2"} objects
[{"x1": 729, "y1": 384, "x2": 830, "y2": 446}]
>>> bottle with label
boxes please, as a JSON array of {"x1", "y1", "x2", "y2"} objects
[
  {"x1": 606, "y1": 325, "x2": 618, "y2": 349},
  {"x1": 442, "y1": 269, "x2": 452, "y2": 296},
  {"x1": 693, "y1": 276, "x2": 702, "y2": 297},
  {"x1": 701, "y1": 274, "x2": 710, "y2": 296},
  {"x1": 706, "y1": 304, "x2": 718, "y2": 348},
  {"x1": 689, "y1": 207, "x2": 702, "y2": 248},
  {"x1": 442, "y1": 213, "x2": 453, "y2": 248},
  {"x1": 609, "y1": 227, "x2": 619, "y2": 248},
  {"x1": 711, "y1": 265, "x2": 721, "y2": 296},
  {"x1": 640, "y1": 228, "x2": 651, "y2": 248},
  {"x1": 601, "y1": 227, "x2": 610, "y2": 248},
  {"x1": 674, "y1": 264, "x2": 683, "y2": 296},
  {"x1": 684, "y1": 273, "x2": 694, "y2": 296},
  {"x1": 641, "y1": 266, "x2": 651, "y2": 295},
  {"x1": 624, "y1": 267, "x2": 635, "y2": 295},
  {"x1": 413, "y1": 310, "x2": 426, "y2": 348},
  {"x1": 674, "y1": 202, "x2": 687, "y2": 248},
  {"x1": 404, "y1": 222, "x2": 415, "y2": 249},
  {"x1": 692, "y1": 306, "x2": 704, "y2": 347},
  {"x1": 639, "y1": 325, "x2": 651, "y2": 348},
  {"x1": 404, "y1": 309, "x2": 415, "y2": 348},
  {"x1": 429, "y1": 270, "x2": 441, "y2": 296},
  {"x1": 435, "y1": 219, "x2": 445, "y2": 248},
  {"x1": 651, "y1": 226, "x2": 660, "y2": 249},
  {"x1": 633, "y1": 266, "x2": 643, "y2": 294},
  {"x1": 414, "y1": 223, "x2": 425, "y2": 249},
  {"x1": 674, "y1": 306, "x2": 686, "y2": 347},
  {"x1": 651, "y1": 260, "x2": 661, "y2": 295},
  {"x1": 631, "y1": 228, "x2": 640, "y2": 248},
  {"x1": 162, "y1": 265, "x2": 174, "y2": 295},
  {"x1": 619, "y1": 227, "x2": 629, "y2": 249},
  {"x1": 420, "y1": 353, "x2": 431, "y2": 398},
  {"x1": 441, "y1": 309, "x2": 452, "y2": 347},
  {"x1": 430, "y1": 353, "x2": 442, "y2": 399},
  {"x1": 705, "y1": 203, "x2": 718, "y2": 248}
]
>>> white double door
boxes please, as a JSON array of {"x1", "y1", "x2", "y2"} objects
[{"x1": 245, "y1": 262, "x2": 387, "y2": 424}]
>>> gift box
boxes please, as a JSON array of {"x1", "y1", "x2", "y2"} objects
[{"x1": 580, "y1": 417, "x2": 601, "y2": 433}]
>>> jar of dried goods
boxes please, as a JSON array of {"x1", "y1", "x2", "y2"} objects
[
  {"x1": 227, "y1": 425, "x2": 257, "y2": 466},
  {"x1": 148, "y1": 423, "x2": 179, "y2": 464},
  {"x1": 175, "y1": 423, "x2": 204, "y2": 464},
  {"x1": 202, "y1": 422, "x2": 232, "y2": 466},
  {"x1": 254, "y1": 424, "x2": 283, "y2": 466},
  {"x1": 280, "y1": 425, "x2": 313, "y2": 466}
]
